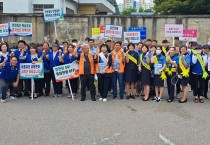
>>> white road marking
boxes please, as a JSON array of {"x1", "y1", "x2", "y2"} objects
[{"x1": 159, "y1": 134, "x2": 175, "y2": 145}]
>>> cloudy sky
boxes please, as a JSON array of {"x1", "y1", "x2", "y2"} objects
[{"x1": 116, "y1": 0, "x2": 123, "y2": 4}]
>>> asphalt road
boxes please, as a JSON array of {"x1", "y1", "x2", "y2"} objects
[{"x1": 0, "y1": 89, "x2": 210, "y2": 145}]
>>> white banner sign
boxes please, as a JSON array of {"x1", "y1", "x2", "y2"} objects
[
  {"x1": 43, "y1": 8, "x2": 64, "y2": 22},
  {"x1": 124, "y1": 32, "x2": 140, "y2": 43},
  {"x1": 53, "y1": 61, "x2": 79, "y2": 82},
  {"x1": 0, "y1": 23, "x2": 9, "y2": 37},
  {"x1": 10, "y1": 22, "x2": 32, "y2": 37},
  {"x1": 165, "y1": 24, "x2": 183, "y2": 37},
  {"x1": 104, "y1": 25, "x2": 123, "y2": 38}
]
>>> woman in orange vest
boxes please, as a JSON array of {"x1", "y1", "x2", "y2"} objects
[{"x1": 74, "y1": 44, "x2": 98, "y2": 101}]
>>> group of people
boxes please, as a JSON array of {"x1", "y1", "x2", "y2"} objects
[{"x1": 0, "y1": 37, "x2": 209, "y2": 103}]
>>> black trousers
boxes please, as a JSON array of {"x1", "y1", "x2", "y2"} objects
[
  {"x1": 18, "y1": 79, "x2": 31, "y2": 95},
  {"x1": 80, "y1": 74, "x2": 96, "y2": 99},
  {"x1": 193, "y1": 74, "x2": 204, "y2": 97},
  {"x1": 167, "y1": 73, "x2": 176, "y2": 100},
  {"x1": 1, "y1": 80, "x2": 18, "y2": 100},
  {"x1": 67, "y1": 78, "x2": 78, "y2": 94},
  {"x1": 44, "y1": 72, "x2": 51, "y2": 95},
  {"x1": 51, "y1": 70, "x2": 62, "y2": 95},
  {"x1": 102, "y1": 75, "x2": 112, "y2": 99},
  {"x1": 176, "y1": 79, "x2": 181, "y2": 94},
  {"x1": 204, "y1": 75, "x2": 210, "y2": 97},
  {"x1": 97, "y1": 73, "x2": 104, "y2": 96}
]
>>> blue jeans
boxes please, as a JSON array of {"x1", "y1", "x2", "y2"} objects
[{"x1": 112, "y1": 72, "x2": 124, "y2": 98}]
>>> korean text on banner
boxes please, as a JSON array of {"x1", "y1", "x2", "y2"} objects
[
  {"x1": 10, "y1": 22, "x2": 32, "y2": 37},
  {"x1": 165, "y1": 24, "x2": 183, "y2": 37},
  {"x1": 179, "y1": 29, "x2": 198, "y2": 41},
  {"x1": 0, "y1": 23, "x2": 9, "y2": 37},
  {"x1": 92, "y1": 28, "x2": 100, "y2": 39},
  {"x1": 124, "y1": 32, "x2": 140, "y2": 43},
  {"x1": 104, "y1": 25, "x2": 123, "y2": 38},
  {"x1": 53, "y1": 61, "x2": 79, "y2": 82},
  {"x1": 20, "y1": 63, "x2": 44, "y2": 79},
  {"x1": 43, "y1": 8, "x2": 63, "y2": 22}
]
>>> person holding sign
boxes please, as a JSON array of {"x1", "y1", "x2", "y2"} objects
[
  {"x1": 74, "y1": 44, "x2": 98, "y2": 101},
  {"x1": 177, "y1": 45, "x2": 191, "y2": 103},
  {"x1": 124, "y1": 43, "x2": 139, "y2": 100},
  {"x1": 41, "y1": 42, "x2": 52, "y2": 96},
  {"x1": 0, "y1": 56, "x2": 19, "y2": 103},
  {"x1": 48, "y1": 43, "x2": 63, "y2": 97},
  {"x1": 15, "y1": 40, "x2": 30, "y2": 97},
  {"x1": 203, "y1": 45, "x2": 210, "y2": 99},
  {"x1": 151, "y1": 46, "x2": 166, "y2": 102},
  {"x1": 165, "y1": 47, "x2": 178, "y2": 102},
  {"x1": 61, "y1": 44, "x2": 78, "y2": 98},
  {"x1": 139, "y1": 45, "x2": 151, "y2": 101},
  {"x1": 25, "y1": 43, "x2": 43, "y2": 98},
  {"x1": 112, "y1": 42, "x2": 125, "y2": 100},
  {"x1": 96, "y1": 44, "x2": 113, "y2": 102},
  {"x1": 191, "y1": 45, "x2": 208, "y2": 103}
]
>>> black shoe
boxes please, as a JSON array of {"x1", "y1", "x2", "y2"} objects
[
  {"x1": 204, "y1": 96, "x2": 208, "y2": 99},
  {"x1": 142, "y1": 97, "x2": 149, "y2": 101},
  {"x1": 130, "y1": 95, "x2": 135, "y2": 99},
  {"x1": 44, "y1": 94, "x2": 49, "y2": 97},
  {"x1": 112, "y1": 96, "x2": 117, "y2": 100},
  {"x1": 179, "y1": 99, "x2": 187, "y2": 103},
  {"x1": 91, "y1": 98, "x2": 96, "y2": 101},
  {"x1": 17, "y1": 93, "x2": 22, "y2": 98},
  {"x1": 24, "y1": 92, "x2": 30, "y2": 97},
  {"x1": 120, "y1": 96, "x2": 124, "y2": 99},
  {"x1": 126, "y1": 96, "x2": 130, "y2": 100},
  {"x1": 166, "y1": 99, "x2": 173, "y2": 103},
  {"x1": 80, "y1": 98, "x2": 85, "y2": 101}
]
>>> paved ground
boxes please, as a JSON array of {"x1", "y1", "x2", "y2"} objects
[{"x1": 0, "y1": 89, "x2": 210, "y2": 145}]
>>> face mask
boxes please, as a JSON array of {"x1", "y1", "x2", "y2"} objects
[
  {"x1": 195, "y1": 50, "x2": 202, "y2": 54},
  {"x1": 207, "y1": 42, "x2": 210, "y2": 45},
  {"x1": 156, "y1": 50, "x2": 161, "y2": 55},
  {"x1": 187, "y1": 49, "x2": 191, "y2": 54}
]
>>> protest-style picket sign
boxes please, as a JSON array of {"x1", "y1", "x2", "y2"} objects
[
  {"x1": 104, "y1": 25, "x2": 123, "y2": 38},
  {"x1": 20, "y1": 62, "x2": 44, "y2": 100},
  {"x1": 53, "y1": 61, "x2": 79, "y2": 100},
  {"x1": 124, "y1": 32, "x2": 140, "y2": 43},
  {"x1": 92, "y1": 28, "x2": 100, "y2": 39},
  {"x1": 179, "y1": 29, "x2": 197, "y2": 41},
  {"x1": 0, "y1": 23, "x2": 9, "y2": 41},
  {"x1": 10, "y1": 22, "x2": 32, "y2": 38},
  {"x1": 165, "y1": 24, "x2": 183, "y2": 46},
  {"x1": 43, "y1": 8, "x2": 64, "y2": 38},
  {"x1": 128, "y1": 27, "x2": 147, "y2": 40}
]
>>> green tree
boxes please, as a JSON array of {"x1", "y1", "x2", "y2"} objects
[
  {"x1": 139, "y1": 7, "x2": 144, "y2": 12},
  {"x1": 154, "y1": 0, "x2": 210, "y2": 14},
  {"x1": 121, "y1": 7, "x2": 137, "y2": 15}
]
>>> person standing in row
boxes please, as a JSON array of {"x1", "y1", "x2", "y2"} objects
[
  {"x1": 203, "y1": 45, "x2": 210, "y2": 99},
  {"x1": 112, "y1": 42, "x2": 125, "y2": 99},
  {"x1": 124, "y1": 43, "x2": 139, "y2": 99},
  {"x1": 0, "y1": 56, "x2": 19, "y2": 103},
  {"x1": 74, "y1": 44, "x2": 98, "y2": 101},
  {"x1": 165, "y1": 47, "x2": 178, "y2": 102},
  {"x1": 140, "y1": 45, "x2": 151, "y2": 101},
  {"x1": 152, "y1": 46, "x2": 166, "y2": 102},
  {"x1": 61, "y1": 44, "x2": 78, "y2": 98},
  {"x1": 48, "y1": 43, "x2": 63, "y2": 97},
  {"x1": 177, "y1": 45, "x2": 191, "y2": 103}
]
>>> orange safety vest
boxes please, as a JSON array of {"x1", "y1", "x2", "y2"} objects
[
  {"x1": 112, "y1": 50, "x2": 124, "y2": 73},
  {"x1": 79, "y1": 53, "x2": 95, "y2": 75}
]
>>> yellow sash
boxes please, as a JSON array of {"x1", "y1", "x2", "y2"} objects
[
  {"x1": 197, "y1": 54, "x2": 209, "y2": 79},
  {"x1": 140, "y1": 54, "x2": 151, "y2": 71},
  {"x1": 152, "y1": 55, "x2": 167, "y2": 80},
  {"x1": 126, "y1": 53, "x2": 137, "y2": 65},
  {"x1": 162, "y1": 46, "x2": 167, "y2": 55},
  {"x1": 179, "y1": 55, "x2": 190, "y2": 77},
  {"x1": 165, "y1": 55, "x2": 177, "y2": 76}
]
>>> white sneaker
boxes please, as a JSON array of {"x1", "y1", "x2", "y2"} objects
[
  {"x1": 10, "y1": 96, "x2": 17, "y2": 100},
  {"x1": 1, "y1": 99, "x2": 6, "y2": 103},
  {"x1": 103, "y1": 98, "x2": 107, "y2": 102},
  {"x1": 67, "y1": 95, "x2": 71, "y2": 98},
  {"x1": 57, "y1": 94, "x2": 62, "y2": 97},
  {"x1": 99, "y1": 98, "x2": 103, "y2": 101},
  {"x1": 53, "y1": 94, "x2": 57, "y2": 97}
]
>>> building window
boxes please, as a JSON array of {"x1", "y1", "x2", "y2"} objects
[
  {"x1": 0, "y1": 2, "x2": 3, "y2": 13},
  {"x1": 33, "y1": 4, "x2": 54, "y2": 13}
]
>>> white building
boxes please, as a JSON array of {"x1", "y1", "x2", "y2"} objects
[
  {"x1": 118, "y1": 3, "x2": 124, "y2": 12},
  {"x1": 0, "y1": 0, "x2": 115, "y2": 14}
]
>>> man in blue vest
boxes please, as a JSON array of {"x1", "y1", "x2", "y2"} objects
[{"x1": 0, "y1": 56, "x2": 20, "y2": 103}]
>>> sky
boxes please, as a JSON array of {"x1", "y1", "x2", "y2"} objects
[{"x1": 116, "y1": 0, "x2": 123, "y2": 4}]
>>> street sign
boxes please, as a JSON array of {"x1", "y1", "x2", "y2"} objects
[{"x1": 128, "y1": 27, "x2": 146, "y2": 40}]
